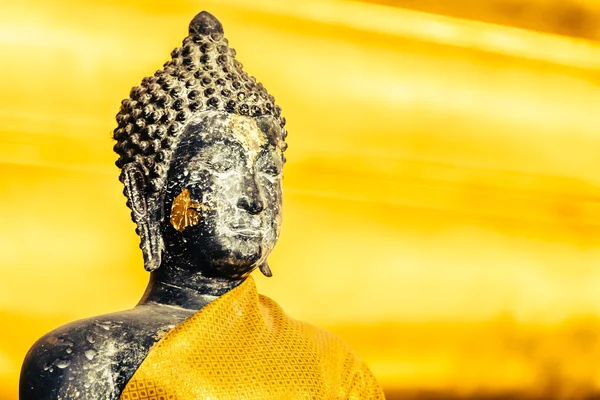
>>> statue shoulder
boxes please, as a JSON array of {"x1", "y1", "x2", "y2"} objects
[{"x1": 20, "y1": 305, "x2": 191, "y2": 400}]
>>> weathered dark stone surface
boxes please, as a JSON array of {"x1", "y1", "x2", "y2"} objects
[
  {"x1": 20, "y1": 304, "x2": 197, "y2": 400},
  {"x1": 20, "y1": 10, "x2": 287, "y2": 400}
]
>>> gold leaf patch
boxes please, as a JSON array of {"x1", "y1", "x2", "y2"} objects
[{"x1": 170, "y1": 188, "x2": 202, "y2": 232}]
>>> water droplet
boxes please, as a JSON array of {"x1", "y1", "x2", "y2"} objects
[
  {"x1": 86, "y1": 335, "x2": 95, "y2": 344},
  {"x1": 59, "y1": 339, "x2": 74, "y2": 347},
  {"x1": 56, "y1": 359, "x2": 71, "y2": 369},
  {"x1": 84, "y1": 350, "x2": 97, "y2": 361},
  {"x1": 65, "y1": 348, "x2": 72, "y2": 354},
  {"x1": 95, "y1": 321, "x2": 111, "y2": 331},
  {"x1": 43, "y1": 363, "x2": 50, "y2": 371}
]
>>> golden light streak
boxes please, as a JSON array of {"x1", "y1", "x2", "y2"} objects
[{"x1": 207, "y1": 0, "x2": 600, "y2": 69}]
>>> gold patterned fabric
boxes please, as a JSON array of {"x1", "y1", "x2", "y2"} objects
[{"x1": 120, "y1": 276, "x2": 385, "y2": 399}]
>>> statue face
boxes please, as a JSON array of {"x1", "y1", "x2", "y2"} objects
[{"x1": 162, "y1": 111, "x2": 284, "y2": 278}]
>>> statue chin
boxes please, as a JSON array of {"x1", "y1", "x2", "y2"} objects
[{"x1": 186, "y1": 234, "x2": 266, "y2": 278}]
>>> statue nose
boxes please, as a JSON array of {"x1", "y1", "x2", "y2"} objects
[
  {"x1": 237, "y1": 196, "x2": 264, "y2": 215},
  {"x1": 238, "y1": 174, "x2": 265, "y2": 215}
]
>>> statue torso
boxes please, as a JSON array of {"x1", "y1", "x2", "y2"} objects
[{"x1": 22, "y1": 278, "x2": 385, "y2": 400}]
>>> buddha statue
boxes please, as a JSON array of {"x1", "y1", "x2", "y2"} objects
[{"x1": 20, "y1": 11, "x2": 385, "y2": 400}]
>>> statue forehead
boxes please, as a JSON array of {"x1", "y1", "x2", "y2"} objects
[{"x1": 180, "y1": 112, "x2": 283, "y2": 159}]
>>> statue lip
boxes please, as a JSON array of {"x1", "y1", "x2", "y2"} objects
[
  {"x1": 231, "y1": 228, "x2": 262, "y2": 238},
  {"x1": 225, "y1": 225, "x2": 262, "y2": 237},
  {"x1": 232, "y1": 229, "x2": 261, "y2": 237}
]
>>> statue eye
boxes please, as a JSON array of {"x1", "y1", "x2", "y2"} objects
[
  {"x1": 207, "y1": 158, "x2": 234, "y2": 173},
  {"x1": 193, "y1": 143, "x2": 239, "y2": 173}
]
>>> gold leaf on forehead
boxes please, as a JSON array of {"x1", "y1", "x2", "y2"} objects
[
  {"x1": 229, "y1": 115, "x2": 266, "y2": 163},
  {"x1": 170, "y1": 188, "x2": 202, "y2": 233}
]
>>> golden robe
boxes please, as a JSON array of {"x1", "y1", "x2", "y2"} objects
[{"x1": 120, "y1": 276, "x2": 385, "y2": 399}]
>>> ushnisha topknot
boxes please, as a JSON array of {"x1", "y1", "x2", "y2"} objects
[{"x1": 112, "y1": 11, "x2": 288, "y2": 195}]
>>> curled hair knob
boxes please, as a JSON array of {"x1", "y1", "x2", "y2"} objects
[{"x1": 189, "y1": 11, "x2": 224, "y2": 38}]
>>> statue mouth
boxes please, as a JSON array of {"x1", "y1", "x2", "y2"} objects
[
  {"x1": 231, "y1": 228, "x2": 262, "y2": 238},
  {"x1": 224, "y1": 224, "x2": 263, "y2": 238}
]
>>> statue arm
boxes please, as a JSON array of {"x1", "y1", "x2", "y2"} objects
[{"x1": 19, "y1": 324, "x2": 129, "y2": 400}]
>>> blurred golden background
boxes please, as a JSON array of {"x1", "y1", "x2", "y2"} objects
[{"x1": 2, "y1": 0, "x2": 600, "y2": 398}]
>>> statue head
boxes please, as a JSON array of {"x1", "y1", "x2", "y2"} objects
[{"x1": 112, "y1": 12, "x2": 287, "y2": 280}]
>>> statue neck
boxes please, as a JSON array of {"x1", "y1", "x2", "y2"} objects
[{"x1": 137, "y1": 256, "x2": 246, "y2": 311}]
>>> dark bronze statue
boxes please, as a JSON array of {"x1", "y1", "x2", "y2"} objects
[{"x1": 20, "y1": 11, "x2": 384, "y2": 400}]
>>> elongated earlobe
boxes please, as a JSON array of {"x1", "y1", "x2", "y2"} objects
[
  {"x1": 122, "y1": 164, "x2": 163, "y2": 272},
  {"x1": 259, "y1": 261, "x2": 273, "y2": 277}
]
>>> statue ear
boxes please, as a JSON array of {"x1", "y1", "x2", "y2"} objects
[{"x1": 122, "y1": 164, "x2": 163, "y2": 272}]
